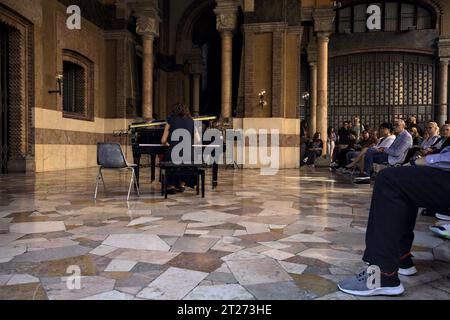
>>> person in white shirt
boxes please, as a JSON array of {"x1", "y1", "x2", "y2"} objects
[
  {"x1": 346, "y1": 123, "x2": 395, "y2": 172},
  {"x1": 419, "y1": 122, "x2": 441, "y2": 154}
]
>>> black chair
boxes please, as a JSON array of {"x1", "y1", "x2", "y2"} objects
[
  {"x1": 160, "y1": 162, "x2": 205, "y2": 199},
  {"x1": 94, "y1": 143, "x2": 140, "y2": 201}
]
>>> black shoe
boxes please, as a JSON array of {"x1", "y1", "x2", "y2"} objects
[
  {"x1": 175, "y1": 186, "x2": 186, "y2": 193},
  {"x1": 166, "y1": 188, "x2": 177, "y2": 195},
  {"x1": 399, "y1": 254, "x2": 417, "y2": 276}
]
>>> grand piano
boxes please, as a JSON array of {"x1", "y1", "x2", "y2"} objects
[{"x1": 130, "y1": 116, "x2": 220, "y2": 189}]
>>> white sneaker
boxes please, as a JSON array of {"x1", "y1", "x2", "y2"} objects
[
  {"x1": 429, "y1": 224, "x2": 450, "y2": 239},
  {"x1": 435, "y1": 213, "x2": 450, "y2": 221}
]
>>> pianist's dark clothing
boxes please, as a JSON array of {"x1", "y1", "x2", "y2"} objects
[{"x1": 164, "y1": 115, "x2": 197, "y2": 188}]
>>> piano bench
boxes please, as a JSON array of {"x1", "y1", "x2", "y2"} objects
[{"x1": 160, "y1": 162, "x2": 205, "y2": 199}]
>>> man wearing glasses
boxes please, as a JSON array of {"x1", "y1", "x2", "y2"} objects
[{"x1": 355, "y1": 119, "x2": 413, "y2": 181}]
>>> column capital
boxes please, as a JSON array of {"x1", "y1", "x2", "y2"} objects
[
  {"x1": 129, "y1": 1, "x2": 161, "y2": 38},
  {"x1": 136, "y1": 15, "x2": 160, "y2": 38},
  {"x1": 438, "y1": 37, "x2": 450, "y2": 59},
  {"x1": 440, "y1": 58, "x2": 450, "y2": 65},
  {"x1": 313, "y1": 8, "x2": 335, "y2": 34},
  {"x1": 214, "y1": 0, "x2": 239, "y2": 34}
]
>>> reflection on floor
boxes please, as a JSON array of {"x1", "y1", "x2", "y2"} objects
[{"x1": 0, "y1": 167, "x2": 448, "y2": 300}]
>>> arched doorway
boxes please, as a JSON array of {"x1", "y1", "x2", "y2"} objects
[
  {"x1": 0, "y1": 22, "x2": 9, "y2": 173},
  {"x1": 192, "y1": 6, "x2": 221, "y2": 116},
  {"x1": 0, "y1": 5, "x2": 34, "y2": 173},
  {"x1": 176, "y1": 0, "x2": 243, "y2": 118}
]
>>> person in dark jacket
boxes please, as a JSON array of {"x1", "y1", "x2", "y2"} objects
[
  {"x1": 301, "y1": 132, "x2": 323, "y2": 167},
  {"x1": 161, "y1": 103, "x2": 200, "y2": 194}
]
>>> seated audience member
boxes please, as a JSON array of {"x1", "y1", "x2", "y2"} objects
[
  {"x1": 301, "y1": 132, "x2": 323, "y2": 167},
  {"x1": 407, "y1": 115, "x2": 424, "y2": 137},
  {"x1": 358, "y1": 119, "x2": 413, "y2": 178},
  {"x1": 404, "y1": 127, "x2": 424, "y2": 163},
  {"x1": 344, "y1": 130, "x2": 378, "y2": 169},
  {"x1": 410, "y1": 127, "x2": 423, "y2": 147},
  {"x1": 432, "y1": 124, "x2": 450, "y2": 153},
  {"x1": 337, "y1": 122, "x2": 352, "y2": 151},
  {"x1": 334, "y1": 134, "x2": 357, "y2": 170},
  {"x1": 408, "y1": 122, "x2": 443, "y2": 164},
  {"x1": 338, "y1": 146, "x2": 450, "y2": 296},
  {"x1": 161, "y1": 103, "x2": 201, "y2": 194},
  {"x1": 346, "y1": 123, "x2": 395, "y2": 172},
  {"x1": 419, "y1": 122, "x2": 442, "y2": 155}
]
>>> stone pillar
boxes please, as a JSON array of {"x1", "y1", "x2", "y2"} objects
[
  {"x1": 316, "y1": 33, "x2": 330, "y2": 156},
  {"x1": 438, "y1": 38, "x2": 450, "y2": 124},
  {"x1": 313, "y1": 8, "x2": 335, "y2": 156},
  {"x1": 309, "y1": 62, "x2": 318, "y2": 137},
  {"x1": 134, "y1": 4, "x2": 160, "y2": 120},
  {"x1": 142, "y1": 34, "x2": 155, "y2": 119},
  {"x1": 186, "y1": 49, "x2": 203, "y2": 117},
  {"x1": 215, "y1": 1, "x2": 238, "y2": 120},
  {"x1": 438, "y1": 59, "x2": 449, "y2": 126},
  {"x1": 192, "y1": 74, "x2": 201, "y2": 117}
]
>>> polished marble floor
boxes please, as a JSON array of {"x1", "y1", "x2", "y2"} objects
[{"x1": 0, "y1": 167, "x2": 448, "y2": 300}]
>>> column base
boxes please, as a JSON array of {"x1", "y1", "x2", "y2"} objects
[{"x1": 8, "y1": 156, "x2": 35, "y2": 173}]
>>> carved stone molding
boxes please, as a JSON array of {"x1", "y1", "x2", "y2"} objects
[
  {"x1": 136, "y1": 15, "x2": 159, "y2": 38},
  {"x1": 214, "y1": 0, "x2": 239, "y2": 33},
  {"x1": 438, "y1": 37, "x2": 450, "y2": 59},
  {"x1": 313, "y1": 8, "x2": 335, "y2": 34},
  {"x1": 129, "y1": 1, "x2": 160, "y2": 38}
]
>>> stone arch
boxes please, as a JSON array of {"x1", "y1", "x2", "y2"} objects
[
  {"x1": 0, "y1": 4, "x2": 34, "y2": 172},
  {"x1": 175, "y1": 0, "x2": 216, "y2": 65}
]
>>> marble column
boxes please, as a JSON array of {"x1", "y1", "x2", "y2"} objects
[
  {"x1": 220, "y1": 31, "x2": 233, "y2": 119},
  {"x1": 438, "y1": 59, "x2": 449, "y2": 126},
  {"x1": 313, "y1": 8, "x2": 335, "y2": 157},
  {"x1": 192, "y1": 73, "x2": 201, "y2": 117},
  {"x1": 142, "y1": 34, "x2": 155, "y2": 119},
  {"x1": 215, "y1": 2, "x2": 238, "y2": 120},
  {"x1": 309, "y1": 62, "x2": 318, "y2": 138},
  {"x1": 316, "y1": 33, "x2": 330, "y2": 156},
  {"x1": 135, "y1": 7, "x2": 160, "y2": 120}
]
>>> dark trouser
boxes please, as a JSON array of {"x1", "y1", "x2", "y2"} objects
[
  {"x1": 363, "y1": 148, "x2": 389, "y2": 174},
  {"x1": 300, "y1": 140, "x2": 307, "y2": 164},
  {"x1": 303, "y1": 150, "x2": 321, "y2": 165},
  {"x1": 363, "y1": 166, "x2": 450, "y2": 273}
]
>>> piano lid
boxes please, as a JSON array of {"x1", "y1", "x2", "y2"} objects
[{"x1": 129, "y1": 116, "x2": 217, "y2": 130}]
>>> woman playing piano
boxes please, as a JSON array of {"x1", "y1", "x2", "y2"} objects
[{"x1": 161, "y1": 103, "x2": 201, "y2": 194}]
